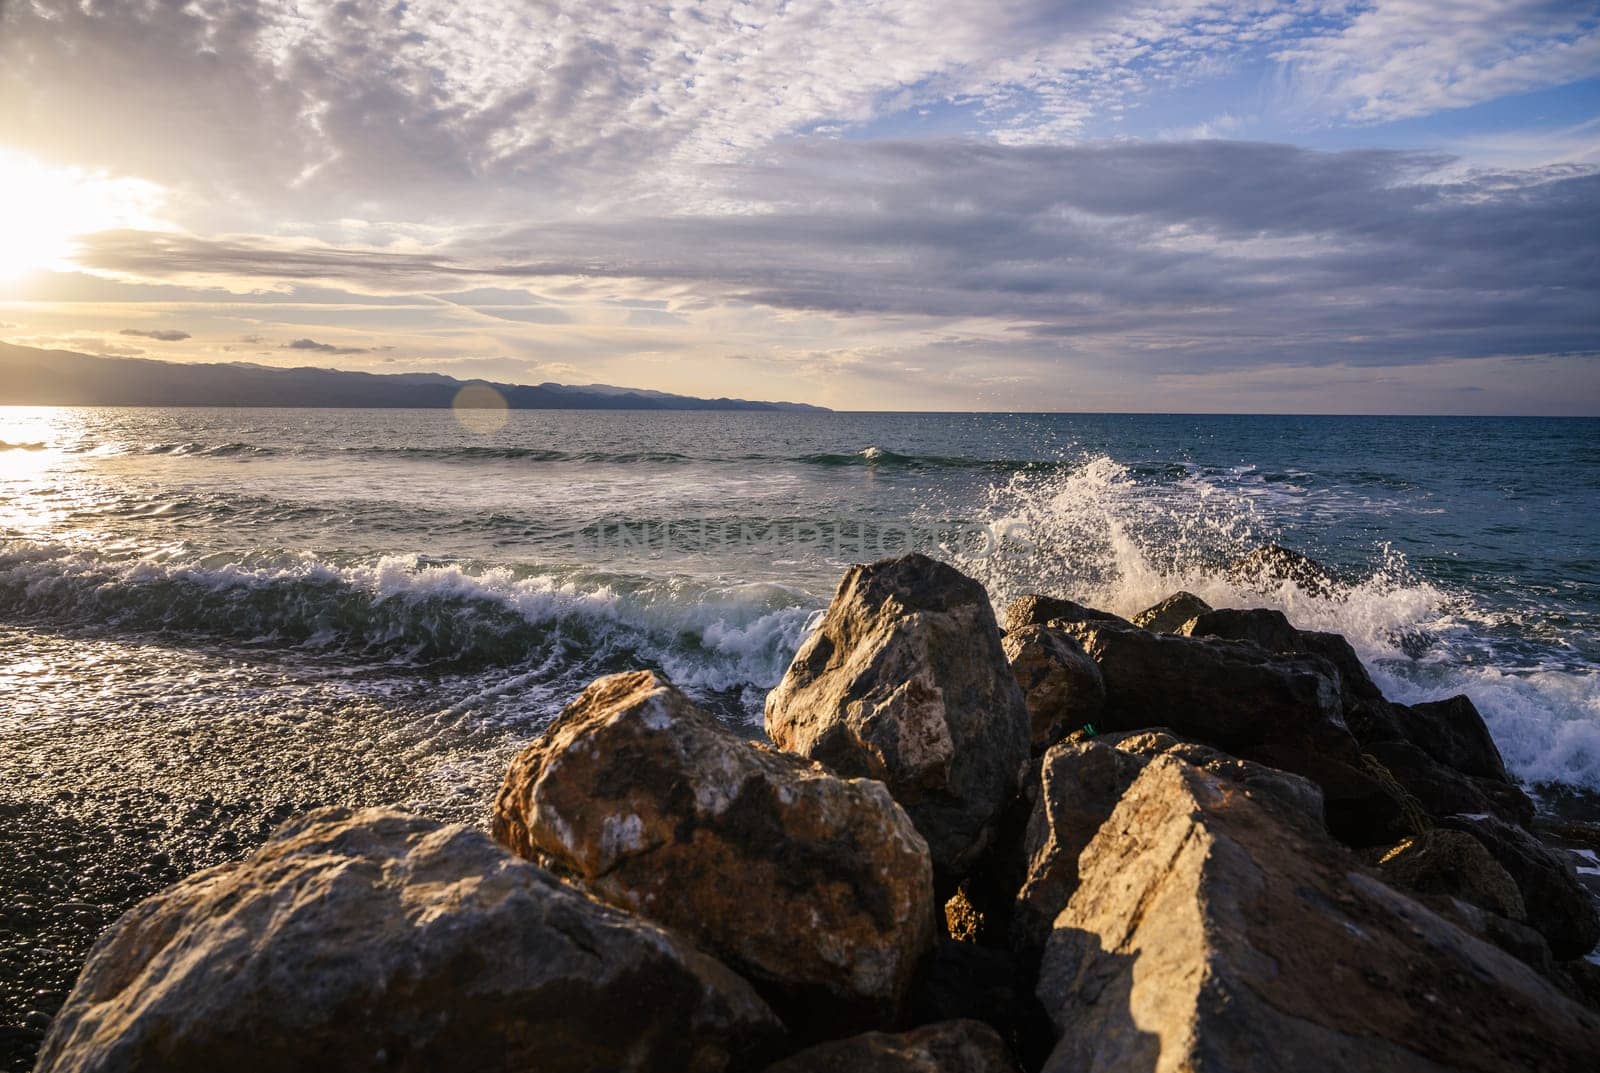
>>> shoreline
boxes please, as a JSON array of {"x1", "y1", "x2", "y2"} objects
[{"x1": 18, "y1": 550, "x2": 1600, "y2": 1071}]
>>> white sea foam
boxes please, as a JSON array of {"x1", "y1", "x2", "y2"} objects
[{"x1": 956, "y1": 455, "x2": 1600, "y2": 791}]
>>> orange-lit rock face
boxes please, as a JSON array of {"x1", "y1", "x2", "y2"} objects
[
  {"x1": 764, "y1": 554, "x2": 1029, "y2": 887},
  {"x1": 494, "y1": 670, "x2": 936, "y2": 1039}
]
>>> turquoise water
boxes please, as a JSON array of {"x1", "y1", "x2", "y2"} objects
[{"x1": 1, "y1": 405, "x2": 1597, "y2": 1067}]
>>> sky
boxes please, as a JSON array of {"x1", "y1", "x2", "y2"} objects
[{"x1": 0, "y1": 0, "x2": 1597, "y2": 414}]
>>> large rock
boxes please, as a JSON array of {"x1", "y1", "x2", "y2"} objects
[
  {"x1": 760, "y1": 1020, "x2": 1015, "y2": 1073},
  {"x1": 1056, "y1": 617, "x2": 1405, "y2": 844},
  {"x1": 1002, "y1": 594, "x2": 1126, "y2": 633},
  {"x1": 1012, "y1": 732, "x2": 1322, "y2": 959},
  {"x1": 1372, "y1": 828, "x2": 1526, "y2": 920},
  {"x1": 1440, "y1": 814, "x2": 1600, "y2": 961},
  {"x1": 1398, "y1": 694, "x2": 1512, "y2": 782},
  {"x1": 37, "y1": 808, "x2": 783, "y2": 1073},
  {"x1": 1175, "y1": 609, "x2": 1533, "y2": 829},
  {"x1": 1036, "y1": 757, "x2": 1600, "y2": 1073},
  {"x1": 1364, "y1": 740, "x2": 1532, "y2": 828},
  {"x1": 766, "y1": 554, "x2": 1030, "y2": 886},
  {"x1": 1131, "y1": 591, "x2": 1212, "y2": 633},
  {"x1": 1001, "y1": 625, "x2": 1105, "y2": 753},
  {"x1": 494, "y1": 670, "x2": 935, "y2": 1037}
]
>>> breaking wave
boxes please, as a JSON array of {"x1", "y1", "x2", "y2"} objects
[
  {"x1": 0, "y1": 542, "x2": 814, "y2": 725},
  {"x1": 957, "y1": 454, "x2": 1600, "y2": 791}
]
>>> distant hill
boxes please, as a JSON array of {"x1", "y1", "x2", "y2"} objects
[{"x1": 0, "y1": 342, "x2": 829, "y2": 412}]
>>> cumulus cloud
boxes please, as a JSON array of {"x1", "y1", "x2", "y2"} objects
[{"x1": 119, "y1": 327, "x2": 191, "y2": 341}]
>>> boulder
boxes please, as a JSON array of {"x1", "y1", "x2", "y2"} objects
[
  {"x1": 1177, "y1": 608, "x2": 1406, "y2": 745},
  {"x1": 1059, "y1": 618, "x2": 1349, "y2": 755},
  {"x1": 494, "y1": 670, "x2": 935, "y2": 1037},
  {"x1": 1373, "y1": 828, "x2": 1526, "y2": 920},
  {"x1": 1169, "y1": 611, "x2": 1533, "y2": 831},
  {"x1": 1000, "y1": 625, "x2": 1105, "y2": 753},
  {"x1": 1131, "y1": 590, "x2": 1212, "y2": 633},
  {"x1": 1036, "y1": 757, "x2": 1600, "y2": 1073},
  {"x1": 1397, "y1": 694, "x2": 1512, "y2": 783},
  {"x1": 1364, "y1": 740, "x2": 1532, "y2": 828},
  {"x1": 760, "y1": 1020, "x2": 1016, "y2": 1073},
  {"x1": 1057, "y1": 618, "x2": 1406, "y2": 844},
  {"x1": 1440, "y1": 814, "x2": 1600, "y2": 960},
  {"x1": 766, "y1": 554, "x2": 1030, "y2": 886},
  {"x1": 1012, "y1": 732, "x2": 1322, "y2": 959},
  {"x1": 1001, "y1": 594, "x2": 1126, "y2": 633},
  {"x1": 36, "y1": 808, "x2": 783, "y2": 1073},
  {"x1": 1178, "y1": 606, "x2": 1302, "y2": 654},
  {"x1": 1227, "y1": 542, "x2": 1341, "y2": 597}
]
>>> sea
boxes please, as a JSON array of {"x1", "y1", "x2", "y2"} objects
[{"x1": 1, "y1": 405, "x2": 1597, "y2": 1066}]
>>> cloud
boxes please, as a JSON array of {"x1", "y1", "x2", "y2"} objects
[
  {"x1": 1277, "y1": 0, "x2": 1600, "y2": 123},
  {"x1": 119, "y1": 327, "x2": 191, "y2": 341},
  {"x1": 72, "y1": 139, "x2": 1600, "y2": 374},
  {"x1": 284, "y1": 337, "x2": 370, "y2": 355}
]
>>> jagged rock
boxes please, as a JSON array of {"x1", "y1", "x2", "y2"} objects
[
  {"x1": 1398, "y1": 694, "x2": 1512, "y2": 783},
  {"x1": 1364, "y1": 740, "x2": 1532, "y2": 828},
  {"x1": 1056, "y1": 617, "x2": 1406, "y2": 844},
  {"x1": 1036, "y1": 756, "x2": 1600, "y2": 1073},
  {"x1": 1132, "y1": 590, "x2": 1212, "y2": 633},
  {"x1": 1011, "y1": 732, "x2": 1322, "y2": 959},
  {"x1": 1059, "y1": 619, "x2": 1348, "y2": 753},
  {"x1": 1440, "y1": 814, "x2": 1600, "y2": 960},
  {"x1": 760, "y1": 1020, "x2": 1016, "y2": 1073},
  {"x1": 1176, "y1": 609, "x2": 1533, "y2": 827},
  {"x1": 36, "y1": 808, "x2": 784, "y2": 1073},
  {"x1": 1001, "y1": 594, "x2": 1126, "y2": 633},
  {"x1": 766, "y1": 554, "x2": 1030, "y2": 886},
  {"x1": 1227, "y1": 542, "x2": 1342, "y2": 597},
  {"x1": 1373, "y1": 828, "x2": 1526, "y2": 920},
  {"x1": 1179, "y1": 606, "x2": 1303, "y2": 653},
  {"x1": 1001, "y1": 625, "x2": 1105, "y2": 753},
  {"x1": 494, "y1": 670, "x2": 935, "y2": 1037}
]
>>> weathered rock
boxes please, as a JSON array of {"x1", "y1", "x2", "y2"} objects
[
  {"x1": 766, "y1": 554, "x2": 1030, "y2": 886},
  {"x1": 1177, "y1": 608, "x2": 1406, "y2": 744},
  {"x1": 1373, "y1": 828, "x2": 1526, "y2": 920},
  {"x1": 1178, "y1": 606, "x2": 1303, "y2": 654},
  {"x1": 1057, "y1": 617, "x2": 1407, "y2": 844},
  {"x1": 1227, "y1": 542, "x2": 1341, "y2": 597},
  {"x1": 1001, "y1": 594, "x2": 1126, "y2": 633},
  {"x1": 1398, "y1": 694, "x2": 1512, "y2": 783},
  {"x1": 1364, "y1": 740, "x2": 1532, "y2": 828},
  {"x1": 760, "y1": 1020, "x2": 1016, "y2": 1073},
  {"x1": 494, "y1": 670, "x2": 935, "y2": 1037},
  {"x1": 1011, "y1": 732, "x2": 1322, "y2": 959},
  {"x1": 1440, "y1": 814, "x2": 1600, "y2": 960},
  {"x1": 1131, "y1": 590, "x2": 1212, "y2": 633},
  {"x1": 37, "y1": 807, "x2": 784, "y2": 1073},
  {"x1": 1037, "y1": 756, "x2": 1600, "y2": 1073},
  {"x1": 1059, "y1": 619, "x2": 1349, "y2": 753},
  {"x1": 1001, "y1": 625, "x2": 1105, "y2": 753}
]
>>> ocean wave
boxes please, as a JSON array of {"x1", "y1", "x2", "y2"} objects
[
  {"x1": 0, "y1": 543, "x2": 816, "y2": 719},
  {"x1": 0, "y1": 440, "x2": 48, "y2": 451},
  {"x1": 956, "y1": 454, "x2": 1600, "y2": 791}
]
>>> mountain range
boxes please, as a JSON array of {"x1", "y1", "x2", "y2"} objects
[{"x1": 0, "y1": 342, "x2": 828, "y2": 412}]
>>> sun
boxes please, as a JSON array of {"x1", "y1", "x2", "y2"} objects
[{"x1": 0, "y1": 148, "x2": 165, "y2": 282}]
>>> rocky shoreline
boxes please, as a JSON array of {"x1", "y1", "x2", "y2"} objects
[{"x1": 32, "y1": 552, "x2": 1600, "y2": 1071}]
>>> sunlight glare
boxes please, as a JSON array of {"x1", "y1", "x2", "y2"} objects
[{"x1": 0, "y1": 148, "x2": 166, "y2": 281}]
